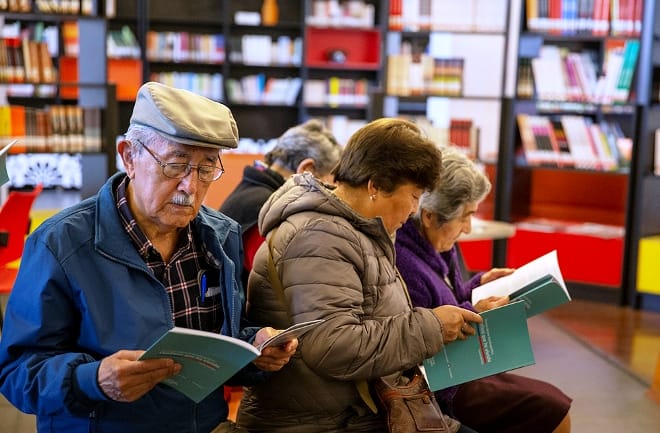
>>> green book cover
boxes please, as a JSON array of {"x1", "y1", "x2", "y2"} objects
[
  {"x1": 510, "y1": 274, "x2": 571, "y2": 318},
  {"x1": 471, "y1": 250, "x2": 571, "y2": 317},
  {"x1": 140, "y1": 320, "x2": 324, "y2": 402},
  {"x1": 140, "y1": 327, "x2": 260, "y2": 403},
  {"x1": 423, "y1": 301, "x2": 535, "y2": 391}
]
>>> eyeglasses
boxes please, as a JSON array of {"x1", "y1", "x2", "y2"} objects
[{"x1": 135, "y1": 139, "x2": 225, "y2": 182}]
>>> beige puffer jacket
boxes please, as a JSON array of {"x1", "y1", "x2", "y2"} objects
[{"x1": 237, "y1": 173, "x2": 445, "y2": 433}]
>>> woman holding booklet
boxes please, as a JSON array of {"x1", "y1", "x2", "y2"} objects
[
  {"x1": 395, "y1": 147, "x2": 573, "y2": 433},
  {"x1": 237, "y1": 119, "x2": 482, "y2": 433}
]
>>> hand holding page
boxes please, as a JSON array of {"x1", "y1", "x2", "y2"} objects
[
  {"x1": 141, "y1": 320, "x2": 325, "y2": 402},
  {"x1": 258, "y1": 319, "x2": 325, "y2": 350},
  {"x1": 471, "y1": 250, "x2": 571, "y2": 317}
]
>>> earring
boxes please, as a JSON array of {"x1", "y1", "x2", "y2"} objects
[{"x1": 370, "y1": 194, "x2": 376, "y2": 201}]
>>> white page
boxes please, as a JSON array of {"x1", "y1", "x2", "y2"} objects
[
  {"x1": 471, "y1": 250, "x2": 567, "y2": 304},
  {"x1": 258, "y1": 319, "x2": 325, "y2": 351}
]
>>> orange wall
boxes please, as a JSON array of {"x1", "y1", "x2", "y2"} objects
[{"x1": 203, "y1": 153, "x2": 262, "y2": 210}]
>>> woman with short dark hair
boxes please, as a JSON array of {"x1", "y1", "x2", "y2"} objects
[{"x1": 237, "y1": 118, "x2": 482, "y2": 433}]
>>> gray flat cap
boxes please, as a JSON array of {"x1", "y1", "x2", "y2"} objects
[{"x1": 130, "y1": 82, "x2": 239, "y2": 149}]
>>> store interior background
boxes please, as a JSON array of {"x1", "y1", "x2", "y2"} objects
[{"x1": 1, "y1": 0, "x2": 660, "y2": 430}]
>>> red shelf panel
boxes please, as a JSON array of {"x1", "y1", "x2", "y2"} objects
[{"x1": 304, "y1": 27, "x2": 381, "y2": 70}]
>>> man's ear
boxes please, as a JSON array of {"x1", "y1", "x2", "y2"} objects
[
  {"x1": 296, "y1": 157, "x2": 316, "y2": 174},
  {"x1": 117, "y1": 139, "x2": 136, "y2": 178}
]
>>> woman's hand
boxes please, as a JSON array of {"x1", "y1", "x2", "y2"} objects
[
  {"x1": 252, "y1": 327, "x2": 298, "y2": 372},
  {"x1": 473, "y1": 295, "x2": 509, "y2": 313},
  {"x1": 431, "y1": 305, "x2": 482, "y2": 342},
  {"x1": 480, "y1": 267, "x2": 515, "y2": 285}
]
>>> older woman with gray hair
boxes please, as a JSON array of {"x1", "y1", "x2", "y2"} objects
[
  {"x1": 395, "y1": 146, "x2": 572, "y2": 433},
  {"x1": 220, "y1": 119, "x2": 342, "y2": 279}
]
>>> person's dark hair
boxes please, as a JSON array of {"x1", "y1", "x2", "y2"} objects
[
  {"x1": 417, "y1": 146, "x2": 491, "y2": 224},
  {"x1": 332, "y1": 118, "x2": 442, "y2": 193},
  {"x1": 264, "y1": 119, "x2": 342, "y2": 176}
]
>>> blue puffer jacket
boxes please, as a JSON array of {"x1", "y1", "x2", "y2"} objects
[{"x1": 0, "y1": 173, "x2": 262, "y2": 433}]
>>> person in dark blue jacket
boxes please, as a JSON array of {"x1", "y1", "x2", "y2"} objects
[{"x1": 0, "y1": 82, "x2": 296, "y2": 433}]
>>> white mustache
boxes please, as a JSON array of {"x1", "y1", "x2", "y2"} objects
[{"x1": 171, "y1": 194, "x2": 195, "y2": 206}]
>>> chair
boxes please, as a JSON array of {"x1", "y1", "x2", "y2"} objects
[{"x1": 0, "y1": 183, "x2": 43, "y2": 330}]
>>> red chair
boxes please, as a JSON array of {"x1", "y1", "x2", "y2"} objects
[{"x1": 0, "y1": 183, "x2": 43, "y2": 330}]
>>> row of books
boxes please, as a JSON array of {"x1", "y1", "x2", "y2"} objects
[
  {"x1": 401, "y1": 115, "x2": 480, "y2": 161},
  {"x1": 389, "y1": 0, "x2": 508, "y2": 33},
  {"x1": 227, "y1": 35, "x2": 302, "y2": 67},
  {"x1": 387, "y1": 54, "x2": 464, "y2": 97},
  {"x1": 0, "y1": 37, "x2": 56, "y2": 84},
  {"x1": 516, "y1": 113, "x2": 631, "y2": 170},
  {"x1": 226, "y1": 75, "x2": 302, "y2": 106},
  {"x1": 525, "y1": 0, "x2": 643, "y2": 36},
  {"x1": 531, "y1": 40, "x2": 639, "y2": 105},
  {"x1": 146, "y1": 31, "x2": 224, "y2": 64},
  {"x1": 107, "y1": 26, "x2": 141, "y2": 60},
  {"x1": 149, "y1": 72, "x2": 223, "y2": 102},
  {"x1": 319, "y1": 115, "x2": 367, "y2": 147},
  {"x1": 0, "y1": 104, "x2": 102, "y2": 154},
  {"x1": 306, "y1": 0, "x2": 376, "y2": 28},
  {"x1": 1, "y1": 0, "x2": 94, "y2": 15},
  {"x1": 232, "y1": 115, "x2": 368, "y2": 149},
  {"x1": 303, "y1": 77, "x2": 370, "y2": 108}
]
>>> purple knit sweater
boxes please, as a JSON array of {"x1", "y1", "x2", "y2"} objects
[
  {"x1": 395, "y1": 219, "x2": 482, "y2": 311},
  {"x1": 395, "y1": 219, "x2": 483, "y2": 414}
]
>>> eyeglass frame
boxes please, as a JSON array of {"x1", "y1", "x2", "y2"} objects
[{"x1": 134, "y1": 139, "x2": 225, "y2": 182}]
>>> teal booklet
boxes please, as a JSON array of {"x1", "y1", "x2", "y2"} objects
[
  {"x1": 140, "y1": 319, "x2": 324, "y2": 402},
  {"x1": 470, "y1": 250, "x2": 571, "y2": 317},
  {"x1": 423, "y1": 301, "x2": 535, "y2": 391}
]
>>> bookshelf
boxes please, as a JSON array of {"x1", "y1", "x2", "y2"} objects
[
  {"x1": 494, "y1": 0, "x2": 657, "y2": 308},
  {"x1": 375, "y1": 0, "x2": 512, "y2": 211},
  {"x1": 1, "y1": 1, "x2": 118, "y2": 197},
  {"x1": 625, "y1": 0, "x2": 660, "y2": 309},
  {"x1": 107, "y1": 0, "x2": 387, "y2": 151}
]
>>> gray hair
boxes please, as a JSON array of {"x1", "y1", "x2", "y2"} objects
[
  {"x1": 125, "y1": 124, "x2": 168, "y2": 155},
  {"x1": 417, "y1": 147, "x2": 491, "y2": 224},
  {"x1": 264, "y1": 119, "x2": 342, "y2": 175}
]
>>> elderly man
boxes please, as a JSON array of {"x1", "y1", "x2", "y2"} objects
[{"x1": 0, "y1": 82, "x2": 296, "y2": 433}]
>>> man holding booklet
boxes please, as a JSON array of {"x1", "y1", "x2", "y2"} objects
[
  {"x1": 0, "y1": 83, "x2": 296, "y2": 433},
  {"x1": 396, "y1": 147, "x2": 572, "y2": 433}
]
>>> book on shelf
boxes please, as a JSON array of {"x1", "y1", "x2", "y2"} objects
[
  {"x1": 531, "y1": 45, "x2": 567, "y2": 101},
  {"x1": 471, "y1": 249, "x2": 571, "y2": 318},
  {"x1": 549, "y1": 119, "x2": 575, "y2": 167},
  {"x1": 516, "y1": 114, "x2": 561, "y2": 166},
  {"x1": 140, "y1": 319, "x2": 324, "y2": 403},
  {"x1": 423, "y1": 300, "x2": 535, "y2": 391},
  {"x1": 613, "y1": 39, "x2": 640, "y2": 103},
  {"x1": 560, "y1": 115, "x2": 601, "y2": 169}
]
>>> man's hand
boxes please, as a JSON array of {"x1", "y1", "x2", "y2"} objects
[
  {"x1": 97, "y1": 350, "x2": 181, "y2": 402},
  {"x1": 252, "y1": 327, "x2": 297, "y2": 372}
]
